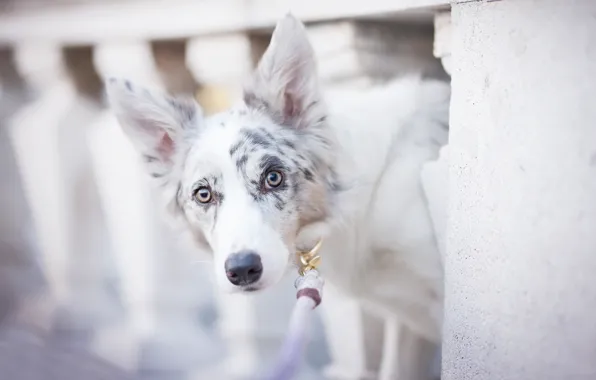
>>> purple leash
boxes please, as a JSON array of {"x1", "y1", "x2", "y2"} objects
[{"x1": 263, "y1": 241, "x2": 325, "y2": 380}]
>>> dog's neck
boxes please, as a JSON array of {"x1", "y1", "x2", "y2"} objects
[{"x1": 296, "y1": 219, "x2": 331, "y2": 252}]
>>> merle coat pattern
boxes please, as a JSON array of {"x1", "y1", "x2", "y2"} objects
[{"x1": 106, "y1": 15, "x2": 449, "y2": 344}]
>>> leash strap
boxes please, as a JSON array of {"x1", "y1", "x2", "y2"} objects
[{"x1": 264, "y1": 269, "x2": 325, "y2": 380}]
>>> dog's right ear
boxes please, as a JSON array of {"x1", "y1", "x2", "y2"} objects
[
  {"x1": 105, "y1": 78, "x2": 202, "y2": 173},
  {"x1": 243, "y1": 14, "x2": 324, "y2": 130}
]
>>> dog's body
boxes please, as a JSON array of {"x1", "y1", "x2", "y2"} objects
[
  {"x1": 107, "y1": 14, "x2": 448, "y2": 355},
  {"x1": 314, "y1": 78, "x2": 448, "y2": 341}
]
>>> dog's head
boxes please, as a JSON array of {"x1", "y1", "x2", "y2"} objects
[{"x1": 106, "y1": 15, "x2": 339, "y2": 293}]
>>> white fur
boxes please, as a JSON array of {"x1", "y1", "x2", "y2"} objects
[
  {"x1": 315, "y1": 78, "x2": 449, "y2": 341},
  {"x1": 106, "y1": 14, "x2": 448, "y2": 343}
]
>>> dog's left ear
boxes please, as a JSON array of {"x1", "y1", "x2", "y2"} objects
[
  {"x1": 244, "y1": 14, "x2": 324, "y2": 129},
  {"x1": 105, "y1": 78, "x2": 201, "y2": 174}
]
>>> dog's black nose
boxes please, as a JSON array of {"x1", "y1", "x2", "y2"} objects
[{"x1": 225, "y1": 251, "x2": 263, "y2": 286}]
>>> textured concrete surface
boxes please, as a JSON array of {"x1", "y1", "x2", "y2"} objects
[{"x1": 444, "y1": 1, "x2": 596, "y2": 379}]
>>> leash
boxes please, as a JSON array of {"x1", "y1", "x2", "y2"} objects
[{"x1": 263, "y1": 239, "x2": 325, "y2": 380}]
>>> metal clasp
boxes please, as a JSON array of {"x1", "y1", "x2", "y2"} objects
[{"x1": 296, "y1": 239, "x2": 323, "y2": 276}]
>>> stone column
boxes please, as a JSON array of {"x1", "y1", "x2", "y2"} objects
[
  {"x1": 8, "y1": 43, "x2": 113, "y2": 334},
  {"x1": 444, "y1": 1, "x2": 596, "y2": 379},
  {"x1": 9, "y1": 43, "x2": 75, "y2": 309},
  {"x1": 186, "y1": 33, "x2": 253, "y2": 115},
  {"x1": 0, "y1": 47, "x2": 49, "y2": 335},
  {"x1": 57, "y1": 46, "x2": 116, "y2": 332},
  {"x1": 89, "y1": 41, "x2": 164, "y2": 370}
]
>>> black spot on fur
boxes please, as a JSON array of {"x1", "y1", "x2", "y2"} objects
[
  {"x1": 282, "y1": 139, "x2": 296, "y2": 149},
  {"x1": 314, "y1": 135, "x2": 331, "y2": 149},
  {"x1": 261, "y1": 129, "x2": 276, "y2": 142},
  {"x1": 151, "y1": 172, "x2": 165, "y2": 178},
  {"x1": 243, "y1": 91, "x2": 261, "y2": 109},
  {"x1": 125, "y1": 80, "x2": 133, "y2": 92},
  {"x1": 259, "y1": 154, "x2": 285, "y2": 171},
  {"x1": 167, "y1": 97, "x2": 196, "y2": 125},
  {"x1": 236, "y1": 154, "x2": 248, "y2": 170},
  {"x1": 214, "y1": 191, "x2": 224, "y2": 204},
  {"x1": 229, "y1": 140, "x2": 243, "y2": 156},
  {"x1": 250, "y1": 191, "x2": 263, "y2": 202},
  {"x1": 272, "y1": 193, "x2": 285, "y2": 210},
  {"x1": 244, "y1": 91, "x2": 279, "y2": 121},
  {"x1": 302, "y1": 168, "x2": 314, "y2": 182},
  {"x1": 243, "y1": 129, "x2": 272, "y2": 149}
]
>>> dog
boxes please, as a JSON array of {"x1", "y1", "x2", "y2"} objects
[{"x1": 106, "y1": 13, "x2": 448, "y2": 363}]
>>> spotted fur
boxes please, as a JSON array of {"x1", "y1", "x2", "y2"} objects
[{"x1": 106, "y1": 14, "x2": 450, "y2": 346}]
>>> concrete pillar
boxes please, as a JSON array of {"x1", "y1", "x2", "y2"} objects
[
  {"x1": 7, "y1": 43, "x2": 113, "y2": 334},
  {"x1": 52, "y1": 46, "x2": 116, "y2": 332},
  {"x1": 9, "y1": 43, "x2": 75, "y2": 308},
  {"x1": 0, "y1": 47, "x2": 49, "y2": 335},
  {"x1": 186, "y1": 33, "x2": 253, "y2": 115},
  {"x1": 89, "y1": 41, "x2": 163, "y2": 370},
  {"x1": 444, "y1": 1, "x2": 596, "y2": 379}
]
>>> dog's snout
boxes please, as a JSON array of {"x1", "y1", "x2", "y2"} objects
[{"x1": 225, "y1": 251, "x2": 263, "y2": 286}]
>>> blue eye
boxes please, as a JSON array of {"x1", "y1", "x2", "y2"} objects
[
  {"x1": 265, "y1": 170, "x2": 283, "y2": 188},
  {"x1": 194, "y1": 186, "x2": 212, "y2": 203}
]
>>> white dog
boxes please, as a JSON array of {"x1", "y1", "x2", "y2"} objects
[{"x1": 106, "y1": 14, "x2": 448, "y2": 374}]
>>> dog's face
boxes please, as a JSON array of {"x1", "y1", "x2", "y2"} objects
[{"x1": 106, "y1": 15, "x2": 339, "y2": 293}]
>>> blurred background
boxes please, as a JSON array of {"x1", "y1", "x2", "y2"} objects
[{"x1": 0, "y1": 1, "x2": 451, "y2": 379}]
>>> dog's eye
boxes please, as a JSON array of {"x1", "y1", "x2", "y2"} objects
[
  {"x1": 194, "y1": 186, "x2": 212, "y2": 204},
  {"x1": 265, "y1": 170, "x2": 283, "y2": 188}
]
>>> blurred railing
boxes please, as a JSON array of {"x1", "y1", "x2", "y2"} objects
[{"x1": 0, "y1": 1, "x2": 450, "y2": 379}]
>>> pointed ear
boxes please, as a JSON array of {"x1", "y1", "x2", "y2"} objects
[
  {"x1": 243, "y1": 14, "x2": 324, "y2": 129},
  {"x1": 105, "y1": 78, "x2": 201, "y2": 174}
]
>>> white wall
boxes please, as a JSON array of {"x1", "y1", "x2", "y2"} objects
[{"x1": 444, "y1": 0, "x2": 596, "y2": 379}]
